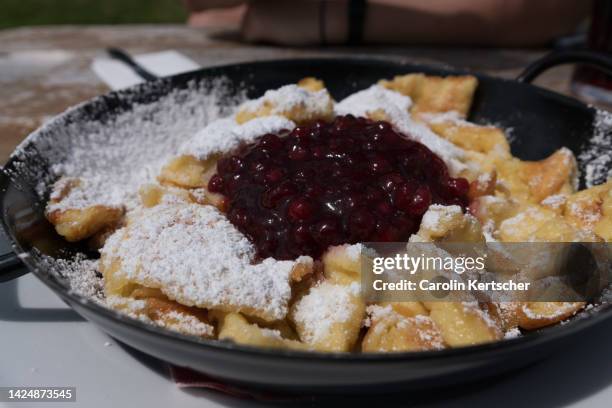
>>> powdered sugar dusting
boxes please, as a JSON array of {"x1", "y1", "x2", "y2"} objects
[
  {"x1": 39, "y1": 253, "x2": 103, "y2": 299},
  {"x1": 521, "y1": 302, "x2": 580, "y2": 320},
  {"x1": 105, "y1": 295, "x2": 146, "y2": 312},
  {"x1": 101, "y1": 203, "x2": 312, "y2": 321},
  {"x1": 476, "y1": 172, "x2": 494, "y2": 187},
  {"x1": 335, "y1": 84, "x2": 413, "y2": 117},
  {"x1": 292, "y1": 281, "x2": 360, "y2": 344},
  {"x1": 540, "y1": 193, "x2": 567, "y2": 210},
  {"x1": 498, "y1": 207, "x2": 543, "y2": 239},
  {"x1": 364, "y1": 304, "x2": 394, "y2": 326},
  {"x1": 463, "y1": 301, "x2": 499, "y2": 331},
  {"x1": 12, "y1": 79, "x2": 245, "y2": 210},
  {"x1": 420, "y1": 204, "x2": 463, "y2": 232},
  {"x1": 238, "y1": 84, "x2": 332, "y2": 118},
  {"x1": 420, "y1": 111, "x2": 468, "y2": 125},
  {"x1": 153, "y1": 311, "x2": 214, "y2": 337},
  {"x1": 180, "y1": 115, "x2": 295, "y2": 159},
  {"x1": 504, "y1": 327, "x2": 521, "y2": 339},
  {"x1": 345, "y1": 243, "x2": 363, "y2": 261},
  {"x1": 579, "y1": 109, "x2": 612, "y2": 188},
  {"x1": 47, "y1": 177, "x2": 124, "y2": 212},
  {"x1": 365, "y1": 305, "x2": 445, "y2": 350},
  {"x1": 104, "y1": 296, "x2": 214, "y2": 337}
]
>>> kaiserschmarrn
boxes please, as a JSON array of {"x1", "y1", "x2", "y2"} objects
[{"x1": 44, "y1": 73, "x2": 611, "y2": 352}]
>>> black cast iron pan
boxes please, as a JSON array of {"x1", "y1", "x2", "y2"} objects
[{"x1": 1, "y1": 51, "x2": 612, "y2": 393}]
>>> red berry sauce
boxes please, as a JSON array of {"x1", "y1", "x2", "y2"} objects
[{"x1": 208, "y1": 115, "x2": 469, "y2": 260}]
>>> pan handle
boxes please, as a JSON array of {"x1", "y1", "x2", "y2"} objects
[
  {"x1": 517, "y1": 49, "x2": 612, "y2": 83},
  {"x1": 0, "y1": 168, "x2": 28, "y2": 282},
  {"x1": 0, "y1": 228, "x2": 27, "y2": 283}
]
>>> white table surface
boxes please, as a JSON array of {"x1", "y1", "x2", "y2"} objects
[{"x1": 1, "y1": 272, "x2": 611, "y2": 408}]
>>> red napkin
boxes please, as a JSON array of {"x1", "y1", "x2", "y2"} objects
[{"x1": 169, "y1": 366, "x2": 302, "y2": 402}]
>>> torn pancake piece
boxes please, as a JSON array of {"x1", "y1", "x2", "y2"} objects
[
  {"x1": 46, "y1": 177, "x2": 125, "y2": 242},
  {"x1": 235, "y1": 83, "x2": 334, "y2": 125},
  {"x1": 100, "y1": 202, "x2": 313, "y2": 321}
]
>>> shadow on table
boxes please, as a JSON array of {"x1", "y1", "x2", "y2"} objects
[
  {"x1": 117, "y1": 341, "x2": 172, "y2": 380},
  {"x1": 0, "y1": 271, "x2": 84, "y2": 322}
]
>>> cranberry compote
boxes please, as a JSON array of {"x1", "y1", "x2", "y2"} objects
[{"x1": 209, "y1": 115, "x2": 469, "y2": 260}]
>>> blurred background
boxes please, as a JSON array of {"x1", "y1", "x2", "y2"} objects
[
  {"x1": 0, "y1": 0, "x2": 187, "y2": 28},
  {"x1": 0, "y1": 0, "x2": 599, "y2": 46},
  {"x1": 0, "y1": 0, "x2": 610, "y2": 164}
]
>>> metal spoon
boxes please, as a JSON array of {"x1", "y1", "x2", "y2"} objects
[{"x1": 106, "y1": 47, "x2": 159, "y2": 82}]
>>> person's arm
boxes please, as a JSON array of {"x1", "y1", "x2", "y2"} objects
[
  {"x1": 183, "y1": 0, "x2": 246, "y2": 28},
  {"x1": 241, "y1": 0, "x2": 591, "y2": 46},
  {"x1": 362, "y1": 0, "x2": 591, "y2": 46},
  {"x1": 183, "y1": 0, "x2": 245, "y2": 11},
  {"x1": 242, "y1": 0, "x2": 347, "y2": 45}
]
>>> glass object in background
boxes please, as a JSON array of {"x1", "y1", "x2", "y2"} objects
[{"x1": 571, "y1": 0, "x2": 612, "y2": 104}]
